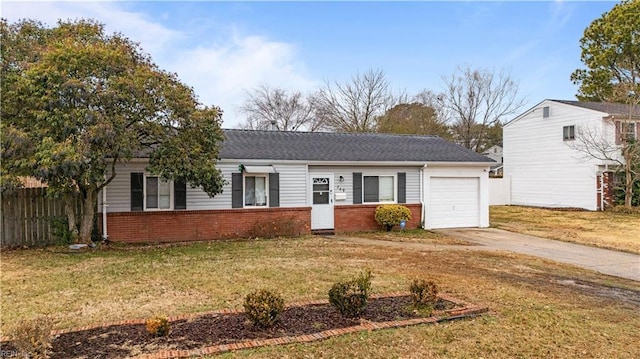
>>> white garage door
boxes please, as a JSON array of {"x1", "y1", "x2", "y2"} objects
[{"x1": 429, "y1": 177, "x2": 479, "y2": 229}]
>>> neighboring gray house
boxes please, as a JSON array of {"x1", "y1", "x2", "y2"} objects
[
  {"x1": 482, "y1": 145, "x2": 503, "y2": 176},
  {"x1": 99, "y1": 130, "x2": 494, "y2": 242}
]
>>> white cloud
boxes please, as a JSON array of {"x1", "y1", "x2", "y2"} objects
[
  {"x1": 169, "y1": 33, "x2": 319, "y2": 127},
  {"x1": 1, "y1": 1, "x2": 319, "y2": 128},
  {"x1": 1, "y1": 1, "x2": 182, "y2": 55}
]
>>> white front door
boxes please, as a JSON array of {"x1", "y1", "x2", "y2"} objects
[{"x1": 311, "y1": 174, "x2": 334, "y2": 230}]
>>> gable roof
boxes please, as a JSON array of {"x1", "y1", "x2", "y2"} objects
[
  {"x1": 551, "y1": 100, "x2": 640, "y2": 117},
  {"x1": 220, "y1": 129, "x2": 493, "y2": 163},
  {"x1": 505, "y1": 99, "x2": 640, "y2": 128}
]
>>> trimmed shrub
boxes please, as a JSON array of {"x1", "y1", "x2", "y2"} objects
[
  {"x1": 409, "y1": 278, "x2": 438, "y2": 309},
  {"x1": 244, "y1": 289, "x2": 285, "y2": 328},
  {"x1": 146, "y1": 316, "x2": 170, "y2": 337},
  {"x1": 374, "y1": 205, "x2": 412, "y2": 231},
  {"x1": 328, "y1": 269, "x2": 372, "y2": 318},
  {"x1": 11, "y1": 316, "x2": 54, "y2": 359},
  {"x1": 246, "y1": 215, "x2": 305, "y2": 239}
]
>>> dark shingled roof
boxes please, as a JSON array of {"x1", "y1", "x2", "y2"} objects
[
  {"x1": 220, "y1": 129, "x2": 493, "y2": 163},
  {"x1": 552, "y1": 100, "x2": 640, "y2": 116}
]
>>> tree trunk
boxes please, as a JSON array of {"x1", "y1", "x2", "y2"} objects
[
  {"x1": 625, "y1": 159, "x2": 633, "y2": 208},
  {"x1": 64, "y1": 193, "x2": 79, "y2": 242},
  {"x1": 623, "y1": 144, "x2": 634, "y2": 208},
  {"x1": 78, "y1": 189, "x2": 97, "y2": 244}
]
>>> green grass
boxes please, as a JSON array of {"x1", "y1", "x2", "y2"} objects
[{"x1": 1, "y1": 237, "x2": 639, "y2": 358}]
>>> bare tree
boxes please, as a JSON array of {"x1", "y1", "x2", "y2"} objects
[
  {"x1": 238, "y1": 85, "x2": 320, "y2": 131},
  {"x1": 442, "y1": 66, "x2": 526, "y2": 152},
  {"x1": 570, "y1": 102, "x2": 640, "y2": 208},
  {"x1": 313, "y1": 69, "x2": 398, "y2": 132}
]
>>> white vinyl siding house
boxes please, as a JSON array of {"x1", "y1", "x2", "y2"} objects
[
  {"x1": 503, "y1": 99, "x2": 638, "y2": 211},
  {"x1": 99, "y1": 129, "x2": 493, "y2": 241}
]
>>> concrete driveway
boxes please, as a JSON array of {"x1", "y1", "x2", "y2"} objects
[{"x1": 437, "y1": 228, "x2": 640, "y2": 282}]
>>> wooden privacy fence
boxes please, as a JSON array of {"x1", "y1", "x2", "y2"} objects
[{"x1": 1, "y1": 187, "x2": 82, "y2": 247}]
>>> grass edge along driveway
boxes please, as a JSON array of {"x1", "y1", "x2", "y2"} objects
[{"x1": 490, "y1": 205, "x2": 640, "y2": 254}]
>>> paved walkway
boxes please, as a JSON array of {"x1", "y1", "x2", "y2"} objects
[{"x1": 333, "y1": 228, "x2": 640, "y2": 282}]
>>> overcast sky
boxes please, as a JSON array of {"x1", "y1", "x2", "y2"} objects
[{"x1": 2, "y1": 1, "x2": 617, "y2": 128}]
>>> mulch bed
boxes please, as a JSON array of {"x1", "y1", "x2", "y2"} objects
[{"x1": 1, "y1": 295, "x2": 482, "y2": 359}]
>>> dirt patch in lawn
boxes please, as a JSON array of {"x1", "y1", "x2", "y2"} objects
[
  {"x1": 0, "y1": 295, "x2": 475, "y2": 359},
  {"x1": 353, "y1": 229, "x2": 475, "y2": 246}
]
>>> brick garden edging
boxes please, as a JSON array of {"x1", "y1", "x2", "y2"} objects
[{"x1": 49, "y1": 292, "x2": 488, "y2": 359}]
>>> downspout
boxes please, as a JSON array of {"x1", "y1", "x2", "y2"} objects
[
  {"x1": 102, "y1": 184, "x2": 108, "y2": 240},
  {"x1": 420, "y1": 164, "x2": 426, "y2": 229}
]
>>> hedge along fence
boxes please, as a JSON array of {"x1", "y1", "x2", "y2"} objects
[{"x1": 1, "y1": 187, "x2": 82, "y2": 247}]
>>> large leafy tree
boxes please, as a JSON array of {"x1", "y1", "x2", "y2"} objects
[
  {"x1": 569, "y1": 0, "x2": 640, "y2": 208},
  {"x1": 375, "y1": 102, "x2": 450, "y2": 139},
  {"x1": 570, "y1": 0, "x2": 640, "y2": 103},
  {"x1": 1, "y1": 19, "x2": 226, "y2": 243}
]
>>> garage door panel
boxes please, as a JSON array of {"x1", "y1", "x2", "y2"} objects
[{"x1": 429, "y1": 177, "x2": 479, "y2": 229}]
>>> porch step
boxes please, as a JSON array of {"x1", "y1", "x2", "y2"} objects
[{"x1": 311, "y1": 229, "x2": 335, "y2": 236}]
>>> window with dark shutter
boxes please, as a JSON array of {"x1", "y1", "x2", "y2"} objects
[
  {"x1": 131, "y1": 173, "x2": 144, "y2": 211},
  {"x1": 174, "y1": 180, "x2": 187, "y2": 210},
  {"x1": 397, "y1": 173, "x2": 406, "y2": 203},
  {"x1": 232, "y1": 173, "x2": 243, "y2": 208},
  {"x1": 353, "y1": 173, "x2": 362, "y2": 204},
  {"x1": 269, "y1": 172, "x2": 280, "y2": 207}
]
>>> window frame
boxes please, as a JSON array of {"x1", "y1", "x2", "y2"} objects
[
  {"x1": 563, "y1": 125, "x2": 575, "y2": 141},
  {"x1": 143, "y1": 174, "x2": 174, "y2": 211},
  {"x1": 243, "y1": 174, "x2": 269, "y2": 208},
  {"x1": 621, "y1": 122, "x2": 637, "y2": 141},
  {"x1": 362, "y1": 174, "x2": 397, "y2": 204}
]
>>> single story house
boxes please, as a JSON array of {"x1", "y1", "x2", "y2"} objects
[
  {"x1": 503, "y1": 99, "x2": 640, "y2": 210},
  {"x1": 99, "y1": 129, "x2": 493, "y2": 242}
]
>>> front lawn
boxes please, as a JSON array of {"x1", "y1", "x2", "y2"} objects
[
  {"x1": 350, "y1": 228, "x2": 474, "y2": 245},
  {"x1": 490, "y1": 205, "x2": 640, "y2": 254},
  {"x1": 1, "y1": 237, "x2": 639, "y2": 358}
]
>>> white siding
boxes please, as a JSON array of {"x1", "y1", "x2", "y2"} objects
[
  {"x1": 102, "y1": 161, "x2": 308, "y2": 212},
  {"x1": 308, "y1": 165, "x2": 422, "y2": 204},
  {"x1": 489, "y1": 177, "x2": 511, "y2": 205},
  {"x1": 504, "y1": 100, "x2": 606, "y2": 210},
  {"x1": 272, "y1": 163, "x2": 307, "y2": 207}
]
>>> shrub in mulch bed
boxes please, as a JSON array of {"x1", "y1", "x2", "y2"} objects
[{"x1": 0, "y1": 295, "x2": 474, "y2": 359}]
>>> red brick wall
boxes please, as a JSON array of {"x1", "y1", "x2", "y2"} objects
[
  {"x1": 596, "y1": 172, "x2": 615, "y2": 211},
  {"x1": 334, "y1": 204, "x2": 422, "y2": 233},
  {"x1": 105, "y1": 207, "x2": 311, "y2": 243}
]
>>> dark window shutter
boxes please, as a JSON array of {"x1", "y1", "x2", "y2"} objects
[
  {"x1": 615, "y1": 121, "x2": 622, "y2": 145},
  {"x1": 232, "y1": 173, "x2": 243, "y2": 208},
  {"x1": 131, "y1": 173, "x2": 144, "y2": 211},
  {"x1": 269, "y1": 172, "x2": 280, "y2": 207},
  {"x1": 174, "y1": 180, "x2": 187, "y2": 210},
  {"x1": 397, "y1": 172, "x2": 406, "y2": 203},
  {"x1": 353, "y1": 173, "x2": 362, "y2": 204},
  {"x1": 363, "y1": 176, "x2": 379, "y2": 203}
]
